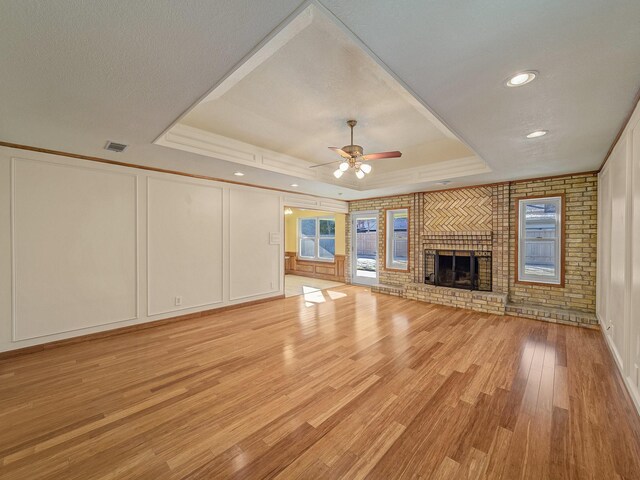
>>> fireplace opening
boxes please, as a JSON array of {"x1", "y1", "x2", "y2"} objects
[{"x1": 425, "y1": 249, "x2": 492, "y2": 291}]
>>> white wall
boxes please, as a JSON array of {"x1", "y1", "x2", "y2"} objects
[
  {"x1": 598, "y1": 100, "x2": 640, "y2": 412},
  {"x1": 12, "y1": 159, "x2": 138, "y2": 340},
  {"x1": 0, "y1": 146, "x2": 347, "y2": 352},
  {"x1": 147, "y1": 177, "x2": 224, "y2": 316}
]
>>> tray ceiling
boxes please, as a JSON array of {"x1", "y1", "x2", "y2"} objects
[
  {"x1": 1, "y1": 0, "x2": 639, "y2": 199},
  {"x1": 156, "y1": 4, "x2": 489, "y2": 191}
]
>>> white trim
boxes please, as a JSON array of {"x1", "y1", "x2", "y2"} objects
[
  {"x1": 602, "y1": 97, "x2": 640, "y2": 174},
  {"x1": 10, "y1": 157, "x2": 140, "y2": 341},
  {"x1": 1, "y1": 146, "x2": 293, "y2": 352},
  {"x1": 156, "y1": 124, "x2": 345, "y2": 185},
  {"x1": 145, "y1": 176, "x2": 225, "y2": 317},
  {"x1": 385, "y1": 208, "x2": 409, "y2": 270},
  {"x1": 279, "y1": 195, "x2": 285, "y2": 294},
  {"x1": 224, "y1": 290, "x2": 282, "y2": 303},
  {"x1": 596, "y1": 97, "x2": 640, "y2": 417},
  {"x1": 200, "y1": 6, "x2": 314, "y2": 105},
  {"x1": 517, "y1": 196, "x2": 562, "y2": 285},
  {"x1": 227, "y1": 188, "x2": 281, "y2": 302},
  {"x1": 359, "y1": 156, "x2": 491, "y2": 190},
  {"x1": 283, "y1": 194, "x2": 348, "y2": 213},
  {"x1": 152, "y1": 3, "x2": 493, "y2": 194},
  {"x1": 624, "y1": 130, "x2": 634, "y2": 401},
  {"x1": 152, "y1": 0, "x2": 317, "y2": 143},
  {"x1": 196, "y1": 2, "x2": 459, "y2": 140},
  {"x1": 351, "y1": 211, "x2": 379, "y2": 286},
  {"x1": 157, "y1": 124, "x2": 491, "y2": 192},
  {"x1": 298, "y1": 216, "x2": 336, "y2": 261},
  {"x1": 599, "y1": 313, "x2": 640, "y2": 415}
]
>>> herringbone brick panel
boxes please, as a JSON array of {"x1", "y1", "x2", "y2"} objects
[{"x1": 423, "y1": 187, "x2": 493, "y2": 233}]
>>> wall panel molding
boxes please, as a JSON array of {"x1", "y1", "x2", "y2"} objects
[
  {"x1": 598, "y1": 100, "x2": 640, "y2": 414},
  {"x1": 285, "y1": 252, "x2": 345, "y2": 282},
  {"x1": 0, "y1": 146, "x2": 289, "y2": 353},
  {"x1": 146, "y1": 176, "x2": 224, "y2": 316},
  {"x1": 228, "y1": 188, "x2": 281, "y2": 302},
  {"x1": 10, "y1": 157, "x2": 139, "y2": 341}
]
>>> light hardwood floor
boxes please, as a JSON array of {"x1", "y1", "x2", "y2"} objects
[
  {"x1": 1, "y1": 285, "x2": 639, "y2": 479},
  {"x1": 284, "y1": 274, "x2": 344, "y2": 298}
]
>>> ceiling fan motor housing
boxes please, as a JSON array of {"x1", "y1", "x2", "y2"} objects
[{"x1": 342, "y1": 144, "x2": 363, "y2": 157}]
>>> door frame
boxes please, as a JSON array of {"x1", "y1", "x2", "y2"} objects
[{"x1": 351, "y1": 210, "x2": 379, "y2": 285}]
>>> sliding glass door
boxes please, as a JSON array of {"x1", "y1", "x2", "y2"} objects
[{"x1": 351, "y1": 212, "x2": 378, "y2": 285}]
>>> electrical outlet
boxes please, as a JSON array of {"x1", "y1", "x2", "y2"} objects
[{"x1": 175, "y1": 296, "x2": 182, "y2": 306}]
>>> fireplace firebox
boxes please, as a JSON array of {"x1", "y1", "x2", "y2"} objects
[{"x1": 424, "y1": 249, "x2": 491, "y2": 291}]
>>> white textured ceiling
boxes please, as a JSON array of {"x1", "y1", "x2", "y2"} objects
[
  {"x1": 1, "y1": 0, "x2": 639, "y2": 200},
  {"x1": 179, "y1": 6, "x2": 473, "y2": 175}
]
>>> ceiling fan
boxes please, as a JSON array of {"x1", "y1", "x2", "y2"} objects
[{"x1": 310, "y1": 120, "x2": 402, "y2": 179}]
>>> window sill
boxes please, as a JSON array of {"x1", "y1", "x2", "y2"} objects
[
  {"x1": 384, "y1": 266, "x2": 410, "y2": 273},
  {"x1": 515, "y1": 278, "x2": 564, "y2": 288},
  {"x1": 297, "y1": 257, "x2": 335, "y2": 263}
]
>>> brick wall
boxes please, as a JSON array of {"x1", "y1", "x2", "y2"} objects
[
  {"x1": 403, "y1": 284, "x2": 507, "y2": 315},
  {"x1": 493, "y1": 184, "x2": 510, "y2": 294},
  {"x1": 416, "y1": 185, "x2": 510, "y2": 294},
  {"x1": 508, "y1": 173, "x2": 598, "y2": 313},
  {"x1": 346, "y1": 194, "x2": 415, "y2": 285},
  {"x1": 346, "y1": 172, "x2": 598, "y2": 328}
]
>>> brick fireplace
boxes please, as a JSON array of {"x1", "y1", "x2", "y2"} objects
[
  {"x1": 424, "y1": 249, "x2": 492, "y2": 291},
  {"x1": 347, "y1": 173, "x2": 599, "y2": 328},
  {"x1": 400, "y1": 184, "x2": 510, "y2": 314}
]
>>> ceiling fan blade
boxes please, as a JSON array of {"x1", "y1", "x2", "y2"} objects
[
  {"x1": 309, "y1": 160, "x2": 339, "y2": 169},
  {"x1": 361, "y1": 151, "x2": 402, "y2": 161},
  {"x1": 328, "y1": 147, "x2": 352, "y2": 159}
]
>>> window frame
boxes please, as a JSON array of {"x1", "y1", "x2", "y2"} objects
[
  {"x1": 515, "y1": 195, "x2": 565, "y2": 287},
  {"x1": 384, "y1": 208, "x2": 410, "y2": 272},
  {"x1": 297, "y1": 216, "x2": 336, "y2": 262}
]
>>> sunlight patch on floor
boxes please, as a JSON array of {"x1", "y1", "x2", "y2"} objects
[{"x1": 285, "y1": 274, "x2": 344, "y2": 298}]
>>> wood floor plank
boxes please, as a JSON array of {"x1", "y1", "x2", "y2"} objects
[{"x1": 0, "y1": 285, "x2": 639, "y2": 479}]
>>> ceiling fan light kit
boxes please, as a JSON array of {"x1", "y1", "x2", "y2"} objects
[{"x1": 311, "y1": 119, "x2": 402, "y2": 180}]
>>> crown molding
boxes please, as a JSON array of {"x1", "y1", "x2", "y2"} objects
[
  {"x1": 155, "y1": 124, "x2": 360, "y2": 188},
  {"x1": 359, "y1": 156, "x2": 491, "y2": 189},
  {"x1": 156, "y1": 124, "x2": 491, "y2": 192}
]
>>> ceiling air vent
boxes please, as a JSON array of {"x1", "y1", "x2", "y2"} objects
[{"x1": 104, "y1": 141, "x2": 128, "y2": 153}]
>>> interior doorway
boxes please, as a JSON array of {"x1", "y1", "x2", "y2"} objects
[{"x1": 283, "y1": 207, "x2": 346, "y2": 297}]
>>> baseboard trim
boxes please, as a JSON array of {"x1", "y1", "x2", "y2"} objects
[
  {"x1": 0, "y1": 294, "x2": 285, "y2": 360},
  {"x1": 598, "y1": 314, "x2": 640, "y2": 416}
]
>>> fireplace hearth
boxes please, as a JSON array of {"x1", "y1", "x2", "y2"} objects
[{"x1": 424, "y1": 249, "x2": 492, "y2": 291}]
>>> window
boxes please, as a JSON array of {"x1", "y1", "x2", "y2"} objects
[
  {"x1": 299, "y1": 217, "x2": 335, "y2": 261},
  {"x1": 517, "y1": 196, "x2": 563, "y2": 285},
  {"x1": 385, "y1": 209, "x2": 409, "y2": 270}
]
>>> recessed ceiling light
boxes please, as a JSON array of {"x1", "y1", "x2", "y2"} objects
[
  {"x1": 233, "y1": 172, "x2": 244, "y2": 176},
  {"x1": 506, "y1": 71, "x2": 537, "y2": 87},
  {"x1": 526, "y1": 130, "x2": 548, "y2": 139},
  {"x1": 290, "y1": 183, "x2": 299, "y2": 187}
]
